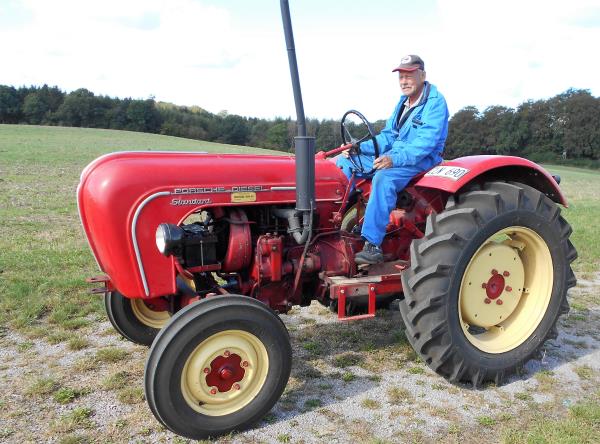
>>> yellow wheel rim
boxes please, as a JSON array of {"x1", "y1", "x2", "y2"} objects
[
  {"x1": 181, "y1": 330, "x2": 269, "y2": 416},
  {"x1": 130, "y1": 299, "x2": 171, "y2": 329},
  {"x1": 459, "y1": 226, "x2": 553, "y2": 354}
]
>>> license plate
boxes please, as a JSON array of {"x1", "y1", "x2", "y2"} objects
[{"x1": 425, "y1": 165, "x2": 470, "y2": 181}]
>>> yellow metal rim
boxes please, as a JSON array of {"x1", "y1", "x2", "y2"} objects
[
  {"x1": 181, "y1": 330, "x2": 269, "y2": 416},
  {"x1": 130, "y1": 298, "x2": 171, "y2": 329},
  {"x1": 459, "y1": 226, "x2": 553, "y2": 354}
]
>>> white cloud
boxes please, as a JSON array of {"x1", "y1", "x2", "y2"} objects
[
  {"x1": 433, "y1": 0, "x2": 600, "y2": 114},
  {"x1": 1, "y1": 0, "x2": 599, "y2": 120}
]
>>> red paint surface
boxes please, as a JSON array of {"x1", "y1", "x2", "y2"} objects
[
  {"x1": 205, "y1": 354, "x2": 245, "y2": 393},
  {"x1": 486, "y1": 274, "x2": 506, "y2": 300}
]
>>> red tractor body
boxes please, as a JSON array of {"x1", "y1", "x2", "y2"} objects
[
  {"x1": 79, "y1": 150, "x2": 564, "y2": 317},
  {"x1": 79, "y1": 151, "x2": 346, "y2": 299}
]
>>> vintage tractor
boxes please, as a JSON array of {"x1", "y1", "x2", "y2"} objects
[{"x1": 78, "y1": 1, "x2": 576, "y2": 440}]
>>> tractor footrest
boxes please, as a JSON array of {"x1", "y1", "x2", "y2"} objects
[{"x1": 325, "y1": 273, "x2": 402, "y2": 321}]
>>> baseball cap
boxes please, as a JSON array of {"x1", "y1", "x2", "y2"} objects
[{"x1": 392, "y1": 55, "x2": 425, "y2": 72}]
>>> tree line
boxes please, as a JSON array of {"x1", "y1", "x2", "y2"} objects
[{"x1": 1, "y1": 84, "x2": 598, "y2": 167}]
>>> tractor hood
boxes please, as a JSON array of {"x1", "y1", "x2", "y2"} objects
[{"x1": 77, "y1": 150, "x2": 347, "y2": 298}]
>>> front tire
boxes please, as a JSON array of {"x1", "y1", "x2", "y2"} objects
[
  {"x1": 144, "y1": 295, "x2": 292, "y2": 440},
  {"x1": 399, "y1": 181, "x2": 577, "y2": 387}
]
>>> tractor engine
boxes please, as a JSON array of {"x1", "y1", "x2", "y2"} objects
[{"x1": 155, "y1": 196, "x2": 431, "y2": 315}]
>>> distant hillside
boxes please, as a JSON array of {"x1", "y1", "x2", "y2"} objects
[
  {"x1": 1, "y1": 84, "x2": 599, "y2": 167},
  {"x1": 0, "y1": 124, "x2": 284, "y2": 167}
]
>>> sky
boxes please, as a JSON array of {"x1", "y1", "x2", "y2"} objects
[{"x1": 1, "y1": 0, "x2": 599, "y2": 121}]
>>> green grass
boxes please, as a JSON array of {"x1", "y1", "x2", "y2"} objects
[
  {"x1": 95, "y1": 347, "x2": 128, "y2": 363},
  {"x1": 542, "y1": 164, "x2": 600, "y2": 273},
  {"x1": 387, "y1": 386, "x2": 412, "y2": 404},
  {"x1": 0, "y1": 125, "x2": 279, "y2": 332},
  {"x1": 360, "y1": 398, "x2": 381, "y2": 409},
  {"x1": 116, "y1": 387, "x2": 145, "y2": 404},
  {"x1": 25, "y1": 376, "x2": 59, "y2": 396},
  {"x1": 503, "y1": 400, "x2": 600, "y2": 444}
]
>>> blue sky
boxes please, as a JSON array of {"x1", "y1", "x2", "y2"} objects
[{"x1": 1, "y1": 0, "x2": 599, "y2": 120}]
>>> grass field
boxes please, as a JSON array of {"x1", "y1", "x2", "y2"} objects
[{"x1": 0, "y1": 124, "x2": 599, "y2": 443}]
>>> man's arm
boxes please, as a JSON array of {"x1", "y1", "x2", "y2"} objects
[
  {"x1": 355, "y1": 102, "x2": 402, "y2": 156},
  {"x1": 387, "y1": 96, "x2": 449, "y2": 167}
]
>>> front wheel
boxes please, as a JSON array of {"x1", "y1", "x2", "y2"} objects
[
  {"x1": 399, "y1": 181, "x2": 577, "y2": 387},
  {"x1": 144, "y1": 295, "x2": 292, "y2": 440},
  {"x1": 105, "y1": 291, "x2": 171, "y2": 346}
]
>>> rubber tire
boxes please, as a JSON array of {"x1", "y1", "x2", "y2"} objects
[
  {"x1": 105, "y1": 291, "x2": 162, "y2": 346},
  {"x1": 144, "y1": 295, "x2": 292, "y2": 440},
  {"x1": 399, "y1": 181, "x2": 577, "y2": 387}
]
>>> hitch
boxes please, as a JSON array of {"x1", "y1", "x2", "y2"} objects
[
  {"x1": 326, "y1": 274, "x2": 403, "y2": 321},
  {"x1": 86, "y1": 275, "x2": 114, "y2": 294}
]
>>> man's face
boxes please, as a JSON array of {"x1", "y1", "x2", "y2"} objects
[{"x1": 399, "y1": 69, "x2": 426, "y2": 99}]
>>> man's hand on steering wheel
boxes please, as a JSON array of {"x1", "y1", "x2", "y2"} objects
[
  {"x1": 341, "y1": 142, "x2": 361, "y2": 158},
  {"x1": 340, "y1": 110, "x2": 379, "y2": 175}
]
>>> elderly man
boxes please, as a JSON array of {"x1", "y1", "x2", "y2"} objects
[{"x1": 336, "y1": 55, "x2": 449, "y2": 264}]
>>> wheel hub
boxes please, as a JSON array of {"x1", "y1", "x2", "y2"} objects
[
  {"x1": 458, "y1": 226, "x2": 554, "y2": 354},
  {"x1": 205, "y1": 354, "x2": 245, "y2": 392},
  {"x1": 181, "y1": 330, "x2": 269, "y2": 416},
  {"x1": 461, "y1": 243, "x2": 525, "y2": 328},
  {"x1": 485, "y1": 272, "x2": 505, "y2": 300}
]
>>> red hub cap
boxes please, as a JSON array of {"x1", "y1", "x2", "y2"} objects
[
  {"x1": 205, "y1": 353, "x2": 245, "y2": 392},
  {"x1": 485, "y1": 273, "x2": 505, "y2": 300}
]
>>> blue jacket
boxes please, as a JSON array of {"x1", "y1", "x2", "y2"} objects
[{"x1": 359, "y1": 82, "x2": 449, "y2": 167}]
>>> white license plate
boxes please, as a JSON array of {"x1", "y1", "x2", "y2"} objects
[{"x1": 424, "y1": 166, "x2": 470, "y2": 181}]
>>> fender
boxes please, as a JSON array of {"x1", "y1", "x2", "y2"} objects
[{"x1": 414, "y1": 155, "x2": 567, "y2": 206}]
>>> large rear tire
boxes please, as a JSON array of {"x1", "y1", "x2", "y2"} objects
[
  {"x1": 105, "y1": 291, "x2": 170, "y2": 346},
  {"x1": 399, "y1": 181, "x2": 577, "y2": 387},
  {"x1": 144, "y1": 295, "x2": 292, "y2": 440}
]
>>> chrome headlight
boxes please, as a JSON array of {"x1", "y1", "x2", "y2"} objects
[{"x1": 155, "y1": 223, "x2": 184, "y2": 256}]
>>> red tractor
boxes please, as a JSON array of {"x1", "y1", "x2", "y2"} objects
[{"x1": 78, "y1": 1, "x2": 576, "y2": 440}]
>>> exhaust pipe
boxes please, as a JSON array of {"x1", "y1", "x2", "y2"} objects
[{"x1": 280, "y1": 0, "x2": 315, "y2": 243}]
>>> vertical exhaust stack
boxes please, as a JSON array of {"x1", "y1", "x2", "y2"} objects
[{"x1": 280, "y1": 0, "x2": 315, "y2": 243}]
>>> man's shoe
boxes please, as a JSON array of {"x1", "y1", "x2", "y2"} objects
[{"x1": 355, "y1": 241, "x2": 384, "y2": 265}]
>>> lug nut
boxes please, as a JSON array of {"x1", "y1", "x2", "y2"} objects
[
  {"x1": 203, "y1": 367, "x2": 210, "y2": 374},
  {"x1": 496, "y1": 299, "x2": 503, "y2": 305},
  {"x1": 223, "y1": 350, "x2": 230, "y2": 357},
  {"x1": 242, "y1": 361, "x2": 249, "y2": 368},
  {"x1": 491, "y1": 269, "x2": 498, "y2": 275},
  {"x1": 233, "y1": 383, "x2": 241, "y2": 390},
  {"x1": 210, "y1": 388, "x2": 217, "y2": 395},
  {"x1": 506, "y1": 286, "x2": 512, "y2": 292},
  {"x1": 481, "y1": 283, "x2": 487, "y2": 289},
  {"x1": 484, "y1": 298, "x2": 491, "y2": 304},
  {"x1": 503, "y1": 271, "x2": 510, "y2": 277}
]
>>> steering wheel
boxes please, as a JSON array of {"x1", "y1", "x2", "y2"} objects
[{"x1": 340, "y1": 110, "x2": 379, "y2": 176}]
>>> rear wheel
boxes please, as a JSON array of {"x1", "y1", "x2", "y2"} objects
[
  {"x1": 105, "y1": 291, "x2": 170, "y2": 346},
  {"x1": 399, "y1": 181, "x2": 577, "y2": 386},
  {"x1": 144, "y1": 295, "x2": 292, "y2": 440}
]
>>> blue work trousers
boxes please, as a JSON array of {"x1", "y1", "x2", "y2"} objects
[{"x1": 336, "y1": 153, "x2": 439, "y2": 246}]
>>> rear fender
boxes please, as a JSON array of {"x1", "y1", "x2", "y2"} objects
[{"x1": 414, "y1": 155, "x2": 567, "y2": 206}]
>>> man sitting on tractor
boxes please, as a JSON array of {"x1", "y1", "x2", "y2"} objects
[{"x1": 337, "y1": 54, "x2": 450, "y2": 264}]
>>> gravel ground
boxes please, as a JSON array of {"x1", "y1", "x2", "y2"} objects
[{"x1": 0, "y1": 272, "x2": 599, "y2": 443}]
